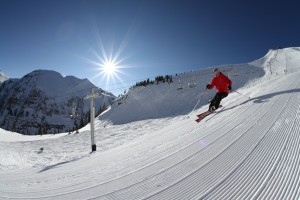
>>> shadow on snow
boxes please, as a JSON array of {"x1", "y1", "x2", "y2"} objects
[
  {"x1": 38, "y1": 152, "x2": 94, "y2": 173},
  {"x1": 225, "y1": 88, "x2": 300, "y2": 111}
]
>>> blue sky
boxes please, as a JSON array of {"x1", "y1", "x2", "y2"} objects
[{"x1": 1, "y1": 0, "x2": 300, "y2": 95}]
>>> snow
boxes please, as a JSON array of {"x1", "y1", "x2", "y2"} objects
[
  {"x1": 22, "y1": 70, "x2": 98, "y2": 98},
  {"x1": 0, "y1": 47, "x2": 299, "y2": 199},
  {"x1": 0, "y1": 129, "x2": 67, "y2": 142},
  {"x1": 0, "y1": 71, "x2": 9, "y2": 83},
  {"x1": 100, "y1": 63, "x2": 264, "y2": 125}
]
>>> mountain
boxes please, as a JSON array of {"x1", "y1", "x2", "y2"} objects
[
  {"x1": 0, "y1": 70, "x2": 115, "y2": 134},
  {"x1": 0, "y1": 71, "x2": 9, "y2": 83}
]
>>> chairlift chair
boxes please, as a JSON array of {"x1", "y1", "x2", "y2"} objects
[
  {"x1": 188, "y1": 82, "x2": 197, "y2": 88},
  {"x1": 188, "y1": 76, "x2": 197, "y2": 88},
  {"x1": 177, "y1": 80, "x2": 184, "y2": 90}
]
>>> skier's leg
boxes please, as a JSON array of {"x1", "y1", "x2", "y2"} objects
[
  {"x1": 214, "y1": 92, "x2": 228, "y2": 108},
  {"x1": 209, "y1": 93, "x2": 218, "y2": 110}
]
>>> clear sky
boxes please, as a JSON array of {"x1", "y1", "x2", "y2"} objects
[{"x1": 1, "y1": 0, "x2": 300, "y2": 95}]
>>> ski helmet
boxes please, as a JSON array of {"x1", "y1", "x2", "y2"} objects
[{"x1": 213, "y1": 68, "x2": 219, "y2": 73}]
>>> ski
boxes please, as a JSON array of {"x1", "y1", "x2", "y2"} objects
[
  {"x1": 195, "y1": 111, "x2": 213, "y2": 122},
  {"x1": 195, "y1": 105, "x2": 224, "y2": 123}
]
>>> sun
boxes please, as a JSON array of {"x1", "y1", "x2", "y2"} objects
[
  {"x1": 102, "y1": 60, "x2": 117, "y2": 76},
  {"x1": 98, "y1": 57, "x2": 122, "y2": 83},
  {"x1": 81, "y1": 30, "x2": 135, "y2": 94}
]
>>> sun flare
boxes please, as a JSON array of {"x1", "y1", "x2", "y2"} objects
[
  {"x1": 102, "y1": 60, "x2": 117, "y2": 75},
  {"x1": 82, "y1": 31, "x2": 135, "y2": 95}
]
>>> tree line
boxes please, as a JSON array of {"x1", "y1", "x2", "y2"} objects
[{"x1": 134, "y1": 75, "x2": 173, "y2": 88}]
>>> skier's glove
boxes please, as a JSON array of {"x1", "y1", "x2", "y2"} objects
[
  {"x1": 228, "y1": 86, "x2": 232, "y2": 91},
  {"x1": 206, "y1": 84, "x2": 210, "y2": 89}
]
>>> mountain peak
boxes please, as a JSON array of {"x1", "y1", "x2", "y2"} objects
[
  {"x1": 0, "y1": 70, "x2": 9, "y2": 83},
  {"x1": 22, "y1": 69, "x2": 95, "y2": 96},
  {"x1": 25, "y1": 69, "x2": 63, "y2": 78},
  {"x1": 249, "y1": 47, "x2": 300, "y2": 75}
]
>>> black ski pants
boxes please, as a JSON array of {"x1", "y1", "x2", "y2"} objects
[{"x1": 209, "y1": 92, "x2": 228, "y2": 110}]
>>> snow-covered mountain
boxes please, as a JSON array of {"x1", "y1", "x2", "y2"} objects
[
  {"x1": 0, "y1": 70, "x2": 115, "y2": 134},
  {"x1": 0, "y1": 47, "x2": 299, "y2": 199},
  {"x1": 0, "y1": 71, "x2": 9, "y2": 83}
]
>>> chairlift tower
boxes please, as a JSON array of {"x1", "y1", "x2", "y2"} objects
[
  {"x1": 85, "y1": 88, "x2": 100, "y2": 152},
  {"x1": 69, "y1": 98, "x2": 79, "y2": 134}
]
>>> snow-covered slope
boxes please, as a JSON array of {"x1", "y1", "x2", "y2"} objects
[
  {"x1": 250, "y1": 47, "x2": 300, "y2": 75},
  {"x1": 0, "y1": 47, "x2": 299, "y2": 199},
  {"x1": 100, "y1": 64, "x2": 264, "y2": 125},
  {"x1": 104, "y1": 47, "x2": 300, "y2": 126}
]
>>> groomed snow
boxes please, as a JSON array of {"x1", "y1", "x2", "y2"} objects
[{"x1": 0, "y1": 47, "x2": 299, "y2": 199}]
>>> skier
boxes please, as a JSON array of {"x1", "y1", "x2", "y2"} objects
[{"x1": 206, "y1": 68, "x2": 232, "y2": 111}]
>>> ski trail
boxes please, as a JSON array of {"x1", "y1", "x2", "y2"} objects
[
  {"x1": 201, "y1": 81, "x2": 300, "y2": 200},
  {"x1": 1, "y1": 78, "x2": 298, "y2": 200}
]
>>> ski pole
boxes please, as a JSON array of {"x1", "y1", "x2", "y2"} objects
[
  {"x1": 234, "y1": 90, "x2": 251, "y2": 100},
  {"x1": 188, "y1": 90, "x2": 206, "y2": 117}
]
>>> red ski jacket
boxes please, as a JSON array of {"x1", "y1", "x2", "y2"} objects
[{"x1": 208, "y1": 72, "x2": 232, "y2": 93}]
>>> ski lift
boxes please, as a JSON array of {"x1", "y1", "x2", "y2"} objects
[
  {"x1": 188, "y1": 77, "x2": 197, "y2": 88},
  {"x1": 188, "y1": 82, "x2": 197, "y2": 88},
  {"x1": 177, "y1": 80, "x2": 184, "y2": 90}
]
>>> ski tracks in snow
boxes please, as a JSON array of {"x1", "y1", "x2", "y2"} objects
[{"x1": 79, "y1": 79, "x2": 300, "y2": 199}]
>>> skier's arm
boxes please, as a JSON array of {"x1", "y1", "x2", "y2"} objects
[
  {"x1": 227, "y1": 77, "x2": 232, "y2": 91},
  {"x1": 207, "y1": 78, "x2": 216, "y2": 89}
]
